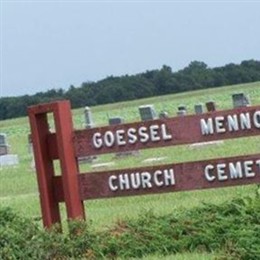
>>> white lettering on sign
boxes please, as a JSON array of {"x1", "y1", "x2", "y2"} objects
[
  {"x1": 92, "y1": 123, "x2": 172, "y2": 149},
  {"x1": 200, "y1": 111, "x2": 260, "y2": 136},
  {"x1": 204, "y1": 159, "x2": 260, "y2": 182},
  {"x1": 108, "y1": 168, "x2": 175, "y2": 191}
]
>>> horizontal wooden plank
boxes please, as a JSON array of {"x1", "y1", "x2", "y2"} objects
[
  {"x1": 53, "y1": 153, "x2": 260, "y2": 202},
  {"x1": 78, "y1": 153, "x2": 260, "y2": 200},
  {"x1": 73, "y1": 106, "x2": 260, "y2": 157}
]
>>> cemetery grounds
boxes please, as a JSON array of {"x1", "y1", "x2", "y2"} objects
[{"x1": 0, "y1": 81, "x2": 260, "y2": 259}]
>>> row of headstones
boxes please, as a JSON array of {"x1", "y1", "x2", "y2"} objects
[
  {"x1": 81, "y1": 92, "x2": 251, "y2": 164},
  {"x1": 0, "y1": 92, "x2": 251, "y2": 167},
  {"x1": 0, "y1": 91, "x2": 250, "y2": 156},
  {"x1": 84, "y1": 92, "x2": 251, "y2": 127},
  {"x1": 139, "y1": 93, "x2": 251, "y2": 120},
  {"x1": 83, "y1": 91, "x2": 249, "y2": 167}
]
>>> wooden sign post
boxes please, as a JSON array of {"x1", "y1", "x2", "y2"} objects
[
  {"x1": 28, "y1": 100, "x2": 260, "y2": 229},
  {"x1": 28, "y1": 101, "x2": 85, "y2": 228}
]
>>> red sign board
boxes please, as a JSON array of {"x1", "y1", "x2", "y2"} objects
[
  {"x1": 52, "y1": 153, "x2": 260, "y2": 203},
  {"x1": 72, "y1": 106, "x2": 260, "y2": 157},
  {"x1": 28, "y1": 100, "x2": 260, "y2": 229}
]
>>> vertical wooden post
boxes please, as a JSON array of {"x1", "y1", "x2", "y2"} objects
[
  {"x1": 28, "y1": 101, "x2": 85, "y2": 229},
  {"x1": 53, "y1": 101, "x2": 85, "y2": 220},
  {"x1": 28, "y1": 108, "x2": 61, "y2": 228}
]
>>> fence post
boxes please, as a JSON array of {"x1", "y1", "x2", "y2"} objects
[
  {"x1": 28, "y1": 101, "x2": 85, "y2": 228},
  {"x1": 53, "y1": 101, "x2": 85, "y2": 221},
  {"x1": 28, "y1": 106, "x2": 61, "y2": 228}
]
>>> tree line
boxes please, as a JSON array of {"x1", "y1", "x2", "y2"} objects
[{"x1": 1, "y1": 59, "x2": 260, "y2": 120}]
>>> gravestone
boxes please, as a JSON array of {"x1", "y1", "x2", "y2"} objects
[
  {"x1": 79, "y1": 107, "x2": 96, "y2": 163},
  {"x1": 0, "y1": 154, "x2": 19, "y2": 167},
  {"x1": 232, "y1": 93, "x2": 251, "y2": 108},
  {"x1": 177, "y1": 110, "x2": 187, "y2": 116},
  {"x1": 0, "y1": 133, "x2": 7, "y2": 145},
  {"x1": 139, "y1": 105, "x2": 157, "y2": 121},
  {"x1": 109, "y1": 117, "x2": 124, "y2": 125},
  {"x1": 206, "y1": 101, "x2": 216, "y2": 112},
  {"x1": 28, "y1": 134, "x2": 35, "y2": 169},
  {"x1": 178, "y1": 105, "x2": 186, "y2": 112},
  {"x1": 159, "y1": 111, "x2": 169, "y2": 119},
  {"x1": 0, "y1": 133, "x2": 9, "y2": 156},
  {"x1": 28, "y1": 134, "x2": 33, "y2": 154},
  {"x1": 84, "y1": 106, "x2": 94, "y2": 129},
  {"x1": 0, "y1": 145, "x2": 9, "y2": 156},
  {"x1": 0, "y1": 133, "x2": 19, "y2": 166},
  {"x1": 194, "y1": 104, "x2": 204, "y2": 114},
  {"x1": 177, "y1": 105, "x2": 187, "y2": 116}
]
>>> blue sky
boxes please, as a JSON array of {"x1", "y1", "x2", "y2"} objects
[{"x1": 1, "y1": 0, "x2": 260, "y2": 97}]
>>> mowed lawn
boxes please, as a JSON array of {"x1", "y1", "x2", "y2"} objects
[{"x1": 1, "y1": 81, "x2": 260, "y2": 259}]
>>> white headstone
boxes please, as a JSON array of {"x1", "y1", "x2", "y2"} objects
[
  {"x1": 84, "y1": 106, "x2": 94, "y2": 129},
  {"x1": 177, "y1": 110, "x2": 187, "y2": 116},
  {"x1": 0, "y1": 154, "x2": 19, "y2": 167}
]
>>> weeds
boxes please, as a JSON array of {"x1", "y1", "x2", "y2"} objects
[{"x1": 0, "y1": 195, "x2": 259, "y2": 259}]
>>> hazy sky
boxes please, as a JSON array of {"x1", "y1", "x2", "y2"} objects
[{"x1": 1, "y1": 0, "x2": 260, "y2": 97}]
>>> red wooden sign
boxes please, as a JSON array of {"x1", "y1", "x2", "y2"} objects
[
  {"x1": 52, "y1": 153, "x2": 260, "y2": 202},
  {"x1": 28, "y1": 100, "x2": 260, "y2": 229}
]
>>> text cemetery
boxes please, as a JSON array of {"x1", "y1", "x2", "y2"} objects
[{"x1": 204, "y1": 159, "x2": 260, "y2": 182}]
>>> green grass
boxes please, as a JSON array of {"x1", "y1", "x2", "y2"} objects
[
  {"x1": 1, "y1": 81, "x2": 260, "y2": 258},
  {"x1": 136, "y1": 253, "x2": 217, "y2": 259},
  {"x1": 71, "y1": 81, "x2": 260, "y2": 127}
]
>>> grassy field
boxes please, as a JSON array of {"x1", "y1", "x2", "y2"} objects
[{"x1": 1, "y1": 81, "x2": 260, "y2": 259}]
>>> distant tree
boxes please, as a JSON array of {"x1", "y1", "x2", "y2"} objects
[
  {"x1": 1, "y1": 59, "x2": 260, "y2": 120},
  {"x1": 153, "y1": 65, "x2": 175, "y2": 95}
]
